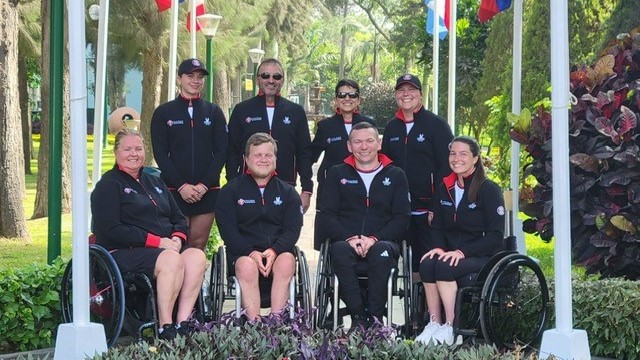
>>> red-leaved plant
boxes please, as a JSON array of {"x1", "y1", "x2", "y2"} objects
[{"x1": 510, "y1": 28, "x2": 640, "y2": 278}]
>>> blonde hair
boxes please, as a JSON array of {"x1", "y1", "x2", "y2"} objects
[{"x1": 113, "y1": 128, "x2": 144, "y2": 153}]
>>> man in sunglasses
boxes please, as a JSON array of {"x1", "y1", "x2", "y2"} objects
[
  {"x1": 226, "y1": 58, "x2": 313, "y2": 213},
  {"x1": 381, "y1": 74, "x2": 453, "y2": 283}
]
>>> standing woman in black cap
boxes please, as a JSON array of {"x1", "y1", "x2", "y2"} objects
[
  {"x1": 151, "y1": 58, "x2": 228, "y2": 251},
  {"x1": 381, "y1": 74, "x2": 453, "y2": 283}
]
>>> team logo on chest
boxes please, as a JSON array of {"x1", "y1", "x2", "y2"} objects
[
  {"x1": 273, "y1": 197, "x2": 283, "y2": 206},
  {"x1": 417, "y1": 134, "x2": 425, "y2": 142},
  {"x1": 382, "y1": 177, "x2": 391, "y2": 186},
  {"x1": 245, "y1": 116, "x2": 262, "y2": 123},
  {"x1": 327, "y1": 136, "x2": 342, "y2": 144},
  {"x1": 389, "y1": 136, "x2": 400, "y2": 142},
  {"x1": 283, "y1": 117, "x2": 291, "y2": 125},
  {"x1": 154, "y1": 186, "x2": 163, "y2": 194},
  {"x1": 469, "y1": 203, "x2": 477, "y2": 209},
  {"x1": 237, "y1": 198, "x2": 257, "y2": 206},
  {"x1": 340, "y1": 178, "x2": 358, "y2": 185},
  {"x1": 123, "y1": 187, "x2": 138, "y2": 194},
  {"x1": 167, "y1": 119, "x2": 185, "y2": 127},
  {"x1": 204, "y1": 118, "x2": 211, "y2": 126}
]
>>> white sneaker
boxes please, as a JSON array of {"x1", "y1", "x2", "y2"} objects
[
  {"x1": 415, "y1": 315, "x2": 441, "y2": 345},
  {"x1": 432, "y1": 323, "x2": 454, "y2": 345}
]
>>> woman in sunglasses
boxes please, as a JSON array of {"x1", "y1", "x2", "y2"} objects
[{"x1": 309, "y1": 79, "x2": 374, "y2": 250}]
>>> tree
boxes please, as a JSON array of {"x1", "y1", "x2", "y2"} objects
[
  {"x1": 18, "y1": 0, "x2": 41, "y2": 175},
  {"x1": 32, "y1": 0, "x2": 72, "y2": 219},
  {"x1": 0, "y1": 0, "x2": 29, "y2": 238}
]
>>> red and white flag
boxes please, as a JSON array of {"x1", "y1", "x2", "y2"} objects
[
  {"x1": 154, "y1": 0, "x2": 185, "y2": 12},
  {"x1": 186, "y1": 0, "x2": 206, "y2": 32}
]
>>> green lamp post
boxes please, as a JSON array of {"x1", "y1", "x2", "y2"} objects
[
  {"x1": 248, "y1": 48, "x2": 265, "y2": 96},
  {"x1": 197, "y1": 13, "x2": 222, "y2": 102}
]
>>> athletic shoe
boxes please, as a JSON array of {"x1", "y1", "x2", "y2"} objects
[
  {"x1": 432, "y1": 323, "x2": 454, "y2": 345},
  {"x1": 414, "y1": 315, "x2": 441, "y2": 345},
  {"x1": 158, "y1": 323, "x2": 177, "y2": 341},
  {"x1": 176, "y1": 320, "x2": 193, "y2": 337}
]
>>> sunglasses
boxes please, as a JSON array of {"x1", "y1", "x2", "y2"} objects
[
  {"x1": 336, "y1": 92, "x2": 359, "y2": 99},
  {"x1": 259, "y1": 73, "x2": 283, "y2": 80}
]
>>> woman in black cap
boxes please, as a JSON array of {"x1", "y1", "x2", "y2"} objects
[{"x1": 150, "y1": 58, "x2": 228, "y2": 251}]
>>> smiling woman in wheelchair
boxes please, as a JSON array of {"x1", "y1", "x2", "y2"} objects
[
  {"x1": 91, "y1": 129, "x2": 207, "y2": 341},
  {"x1": 415, "y1": 136, "x2": 505, "y2": 346}
]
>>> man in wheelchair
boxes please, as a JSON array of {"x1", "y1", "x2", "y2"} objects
[
  {"x1": 215, "y1": 132, "x2": 303, "y2": 321},
  {"x1": 91, "y1": 129, "x2": 208, "y2": 341},
  {"x1": 415, "y1": 136, "x2": 505, "y2": 346},
  {"x1": 318, "y1": 122, "x2": 410, "y2": 329}
]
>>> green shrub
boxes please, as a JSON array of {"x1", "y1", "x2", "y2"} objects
[
  {"x1": 359, "y1": 81, "x2": 397, "y2": 131},
  {"x1": 572, "y1": 278, "x2": 640, "y2": 358},
  {"x1": 0, "y1": 259, "x2": 65, "y2": 353}
]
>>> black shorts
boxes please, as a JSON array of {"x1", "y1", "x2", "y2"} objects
[
  {"x1": 171, "y1": 189, "x2": 218, "y2": 216},
  {"x1": 110, "y1": 247, "x2": 166, "y2": 279},
  {"x1": 227, "y1": 251, "x2": 294, "y2": 300}
]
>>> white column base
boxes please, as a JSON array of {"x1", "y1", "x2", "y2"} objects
[
  {"x1": 53, "y1": 323, "x2": 108, "y2": 360},
  {"x1": 539, "y1": 328, "x2": 590, "y2": 360}
]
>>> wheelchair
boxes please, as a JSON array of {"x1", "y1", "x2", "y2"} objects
[
  {"x1": 208, "y1": 245, "x2": 312, "y2": 323},
  {"x1": 314, "y1": 239, "x2": 413, "y2": 335},
  {"x1": 410, "y1": 235, "x2": 550, "y2": 349},
  {"x1": 60, "y1": 241, "x2": 205, "y2": 347}
]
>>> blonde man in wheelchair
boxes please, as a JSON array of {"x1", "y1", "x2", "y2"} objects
[{"x1": 215, "y1": 133, "x2": 303, "y2": 321}]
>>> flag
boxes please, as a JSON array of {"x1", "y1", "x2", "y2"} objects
[
  {"x1": 155, "y1": 0, "x2": 185, "y2": 12},
  {"x1": 186, "y1": 0, "x2": 206, "y2": 32},
  {"x1": 425, "y1": 0, "x2": 450, "y2": 40},
  {"x1": 478, "y1": 0, "x2": 513, "y2": 23}
]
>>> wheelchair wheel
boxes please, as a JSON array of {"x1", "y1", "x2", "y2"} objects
[
  {"x1": 209, "y1": 247, "x2": 226, "y2": 321},
  {"x1": 60, "y1": 245, "x2": 126, "y2": 348},
  {"x1": 295, "y1": 248, "x2": 312, "y2": 322},
  {"x1": 480, "y1": 254, "x2": 549, "y2": 349},
  {"x1": 313, "y1": 241, "x2": 333, "y2": 330},
  {"x1": 398, "y1": 241, "x2": 413, "y2": 337}
]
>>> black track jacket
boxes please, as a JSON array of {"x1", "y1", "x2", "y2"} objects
[
  {"x1": 318, "y1": 154, "x2": 411, "y2": 248},
  {"x1": 226, "y1": 95, "x2": 313, "y2": 193}
]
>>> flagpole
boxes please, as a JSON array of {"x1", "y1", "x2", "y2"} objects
[
  {"x1": 190, "y1": 0, "x2": 196, "y2": 57},
  {"x1": 168, "y1": 0, "x2": 179, "y2": 101},
  {"x1": 446, "y1": 0, "x2": 456, "y2": 132},
  {"x1": 539, "y1": 0, "x2": 590, "y2": 357},
  {"x1": 510, "y1": 0, "x2": 526, "y2": 254},
  {"x1": 92, "y1": 0, "x2": 109, "y2": 190},
  {"x1": 432, "y1": 0, "x2": 439, "y2": 115}
]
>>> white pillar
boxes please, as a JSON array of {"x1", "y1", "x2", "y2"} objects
[
  {"x1": 167, "y1": 0, "x2": 179, "y2": 101},
  {"x1": 539, "y1": 0, "x2": 590, "y2": 358},
  {"x1": 55, "y1": 0, "x2": 108, "y2": 356},
  {"x1": 432, "y1": 0, "x2": 439, "y2": 115},
  {"x1": 510, "y1": 0, "x2": 526, "y2": 253}
]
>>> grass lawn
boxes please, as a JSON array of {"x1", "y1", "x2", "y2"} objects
[{"x1": 0, "y1": 135, "x2": 116, "y2": 269}]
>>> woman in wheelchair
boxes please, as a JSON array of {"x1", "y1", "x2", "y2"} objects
[
  {"x1": 215, "y1": 133, "x2": 303, "y2": 321},
  {"x1": 91, "y1": 129, "x2": 207, "y2": 341},
  {"x1": 415, "y1": 136, "x2": 505, "y2": 346}
]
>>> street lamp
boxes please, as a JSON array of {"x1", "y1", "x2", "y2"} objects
[
  {"x1": 197, "y1": 13, "x2": 222, "y2": 102},
  {"x1": 248, "y1": 48, "x2": 265, "y2": 96}
]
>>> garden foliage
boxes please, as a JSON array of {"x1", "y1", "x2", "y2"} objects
[
  {"x1": 510, "y1": 28, "x2": 640, "y2": 278},
  {"x1": 0, "y1": 260, "x2": 64, "y2": 352}
]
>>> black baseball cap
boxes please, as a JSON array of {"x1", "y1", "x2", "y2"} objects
[
  {"x1": 178, "y1": 58, "x2": 209, "y2": 76},
  {"x1": 395, "y1": 74, "x2": 422, "y2": 91}
]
